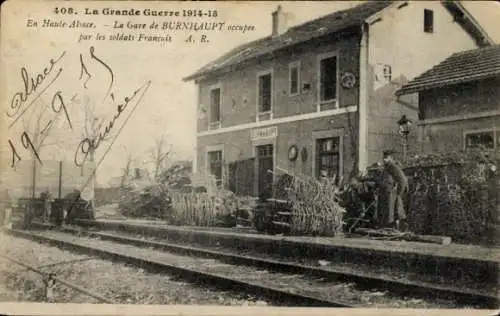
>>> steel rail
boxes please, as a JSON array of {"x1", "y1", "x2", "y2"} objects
[
  {"x1": 34, "y1": 257, "x2": 96, "y2": 269},
  {"x1": 0, "y1": 253, "x2": 113, "y2": 304},
  {"x1": 7, "y1": 228, "x2": 355, "y2": 308},
  {"x1": 28, "y1": 223, "x2": 500, "y2": 308}
]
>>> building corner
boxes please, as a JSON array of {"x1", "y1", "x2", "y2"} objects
[{"x1": 357, "y1": 23, "x2": 369, "y2": 172}]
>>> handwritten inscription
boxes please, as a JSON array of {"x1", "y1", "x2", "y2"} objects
[
  {"x1": 8, "y1": 133, "x2": 42, "y2": 168},
  {"x1": 74, "y1": 81, "x2": 151, "y2": 167},
  {"x1": 6, "y1": 46, "x2": 150, "y2": 170},
  {"x1": 7, "y1": 52, "x2": 66, "y2": 121}
]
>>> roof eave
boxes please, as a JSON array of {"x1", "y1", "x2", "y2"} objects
[
  {"x1": 365, "y1": 1, "x2": 407, "y2": 24},
  {"x1": 182, "y1": 74, "x2": 197, "y2": 82},
  {"x1": 442, "y1": 1, "x2": 495, "y2": 47},
  {"x1": 396, "y1": 73, "x2": 500, "y2": 96},
  {"x1": 183, "y1": 25, "x2": 362, "y2": 83}
]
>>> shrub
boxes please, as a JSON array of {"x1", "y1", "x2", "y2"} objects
[
  {"x1": 118, "y1": 184, "x2": 172, "y2": 219},
  {"x1": 401, "y1": 150, "x2": 499, "y2": 244}
]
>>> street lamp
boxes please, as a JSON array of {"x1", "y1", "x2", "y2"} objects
[{"x1": 398, "y1": 115, "x2": 412, "y2": 157}]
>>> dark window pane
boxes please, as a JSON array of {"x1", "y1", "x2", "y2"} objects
[
  {"x1": 257, "y1": 144, "x2": 273, "y2": 157},
  {"x1": 424, "y1": 9, "x2": 434, "y2": 33},
  {"x1": 259, "y1": 74, "x2": 272, "y2": 112},
  {"x1": 465, "y1": 132, "x2": 494, "y2": 149},
  {"x1": 320, "y1": 56, "x2": 337, "y2": 102},
  {"x1": 210, "y1": 88, "x2": 221, "y2": 122},
  {"x1": 290, "y1": 67, "x2": 298, "y2": 94},
  {"x1": 316, "y1": 137, "x2": 340, "y2": 179}
]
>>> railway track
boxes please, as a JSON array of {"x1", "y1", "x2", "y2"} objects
[
  {"x1": 0, "y1": 253, "x2": 113, "y2": 304},
  {"x1": 9, "y1": 224, "x2": 498, "y2": 308},
  {"x1": 6, "y1": 227, "x2": 354, "y2": 307}
]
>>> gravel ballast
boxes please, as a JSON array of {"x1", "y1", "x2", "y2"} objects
[
  {"x1": 0, "y1": 233, "x2": 270, "y2": 305},
  {"x1": 7, "y1": 230, "x2": 476, "y2": 308}
]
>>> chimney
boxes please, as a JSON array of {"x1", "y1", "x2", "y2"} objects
[{"x1": 272, "y1": 5, "x2": 287, "y2": 37}]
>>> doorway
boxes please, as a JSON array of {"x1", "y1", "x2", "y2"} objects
[{"x1": 255, "y1": 144, "x2": 274, "y2": 198}]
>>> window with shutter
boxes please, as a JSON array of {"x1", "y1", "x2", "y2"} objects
[
  {"x1": 289, "y1": 62, "x2": 300, "y2": 96},
  {"x1": 209, "y1": 87, "x2": 221, "y2": 130},
  {"x1": 258, "y1": 73, "x2": 272, "y2": 113},
  {"x1": 319, "y1": 55, "x2": 337, "y2": 104}
]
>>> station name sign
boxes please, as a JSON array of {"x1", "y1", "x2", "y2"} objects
[{"x1": 251, "y1": 126, "x2": 278, "y2": 141}]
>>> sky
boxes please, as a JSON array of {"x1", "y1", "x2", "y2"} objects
[{"x1": 1, "y1": 0, "x2": 499, "y2": 187}]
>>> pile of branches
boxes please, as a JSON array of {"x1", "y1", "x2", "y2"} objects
[
  {"x1": 168, "y1": 190, "x2": 238, "y2": 227},
  {"x1": 273, "y1": 168, "x2": 346, "y2": 237},
  {"x1": 118, "y1": 163, "x2": 193, "y2": 219},
  {"x1": 157, "y1": 163, "x2": 192, "y2": 189},
  {"x1": 118, "y1": 184, "x2": 172, "y2": 219}
]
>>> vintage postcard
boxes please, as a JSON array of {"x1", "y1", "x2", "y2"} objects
[{"x1": 0, "y1": 0, "x2": 499, "y2": 315}]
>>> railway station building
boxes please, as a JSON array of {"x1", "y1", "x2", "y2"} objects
[{"x1": 183, "y1": 1, "x2": 493, "y2": 197}]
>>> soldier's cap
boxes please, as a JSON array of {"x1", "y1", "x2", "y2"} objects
[{"x1": 383, "y1": 150, "x2": 395, "y2": 158}]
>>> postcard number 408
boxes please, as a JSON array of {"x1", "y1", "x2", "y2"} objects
[{"x1": 54, "y1": 7, "x2": 75, "y2": 15}]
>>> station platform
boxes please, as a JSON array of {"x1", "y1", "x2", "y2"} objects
[
  {"x1": 22, "y1": 216, "x2": 498, "y2": 291},
  {"x1": 95, "y1": 218, "x2": 499, "y2": 264}
]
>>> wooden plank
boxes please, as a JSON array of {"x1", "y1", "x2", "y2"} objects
[
  {"x1": 272, "y1": 221, "x2": 291, "y2": 227},
  {"x1": 354, "y1": 228, "x2": 452, "y2": 245},
  {"x1": 276, "y1": 211, "x2": 292, "y2": 216},
  {"x1": 267, "y1": 198, "x2": 289, "y2": 204}
]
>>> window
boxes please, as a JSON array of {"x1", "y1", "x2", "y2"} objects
[
  {"x1": 208, "y1": 150, "x2": 223, "y2": 187},
  {"x1": 209, "y1": 87, "x2": 221, "y2": 129},
  {"x1": 316, "y1": 137, "x2": 340, "y2": 180},
  {"x1": 257, "y1": 144, "x2": 273, "y2": 158},
  {"x1": 256, "y1": 144, "x2": 274, "y2": 198},
  {"x1": 319, "y1": 55, "x2": 338, "y2": 104},
  {"x1": 465, "y1": 131, "x2": 496, "y2": 150},
  {"x1": 424, "y1": 9, "x2": 434, "y2": 33},
  {"x1": 289, "y1": 62, "x2": 300, "y2": 96},
  {"x1": 258, "y1": 72, "x2": 272, "y2": 113}
]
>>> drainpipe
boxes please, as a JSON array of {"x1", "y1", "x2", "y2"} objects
[
  {"x1": 358, "y1": 23, "x2": 369, "y2": 172},
  {"x1": 193, "y1": 83, "x2": 201, "y2": 174}
]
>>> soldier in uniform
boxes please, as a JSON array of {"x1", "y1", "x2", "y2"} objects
[
  {"x1": 40, "y1": 190, "x2": 52, "y2": 223},
  {"x1": 378, "y1": 150, "x2": 409, "y2": 230}
]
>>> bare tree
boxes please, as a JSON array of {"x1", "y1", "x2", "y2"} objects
[
  {"x1": 120, "y1": 147, "x2": 135, "y2": 188},
  {"x1": 22, "y1": 99, "x2": 64, "y2": 157},
  {"x1": 21, "y1": 97, "x2": 70, "y2": 198},
  {"x1": 149, "y1": 135, "x2": 173, "y2": 180}
]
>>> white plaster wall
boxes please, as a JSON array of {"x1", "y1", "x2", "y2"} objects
[
  {"x1": 368, "y1": 1, "x2": 478, "y2": 90},
  {"x1": 361, "y1": 1, "x2": 480, "y2": 166}
]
